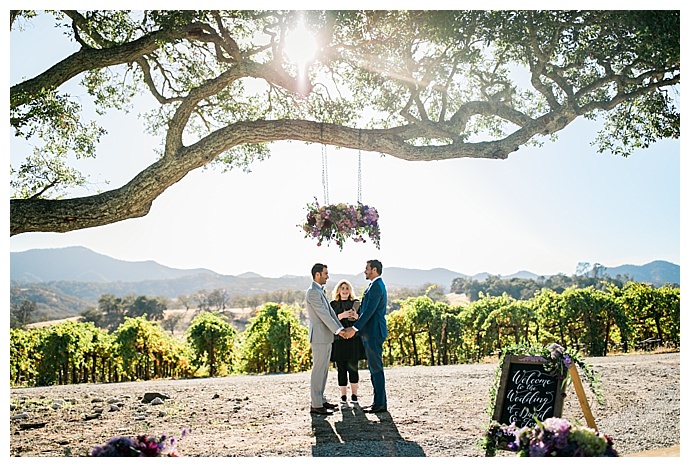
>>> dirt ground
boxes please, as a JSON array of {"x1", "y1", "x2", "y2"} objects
[{"x1": 9, "y1": 352, "x2": 680, "y2": 458}]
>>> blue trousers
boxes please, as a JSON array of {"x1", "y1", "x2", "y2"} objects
[{"x1": 361, "y1": 335, "x2": 387, "y2": 406}]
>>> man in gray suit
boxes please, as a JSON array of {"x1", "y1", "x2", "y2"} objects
[{"x1": 306, "y1": 263, "x2": 355, "y2": 415}]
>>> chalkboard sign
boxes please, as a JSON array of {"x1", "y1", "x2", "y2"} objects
[{"x1": 492, "y1": 355, "x2": 565, "y2": 428}]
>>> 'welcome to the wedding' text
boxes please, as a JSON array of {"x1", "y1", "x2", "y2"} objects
[{"x1": 505, "y1": 368, "x2": 557, "y2": 426}]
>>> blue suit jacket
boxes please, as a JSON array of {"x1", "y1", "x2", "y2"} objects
[{"x1": 354, "y1": 277, "x2": 388, "y2": 339}]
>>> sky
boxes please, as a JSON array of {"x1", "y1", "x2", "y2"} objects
[{"x1": 7, "y1": 8, "x2": 683, "y2": 282}]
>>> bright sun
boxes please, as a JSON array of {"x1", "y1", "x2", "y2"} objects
[{"x1": 284, "y1": 22, "x2": 318, "y2": 69}]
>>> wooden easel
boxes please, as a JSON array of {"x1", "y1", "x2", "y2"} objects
[{"x1": 569, "y1": 365, "x2": 597, "y2": 430}]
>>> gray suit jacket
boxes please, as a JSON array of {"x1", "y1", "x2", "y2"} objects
[{"x1": 305, "y1": 281, "x2": 342, "y2": 344}]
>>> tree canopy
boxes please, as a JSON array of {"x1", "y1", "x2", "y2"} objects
[{"x1": 10, "y1": 10, "x2": 679, "y2": 235}]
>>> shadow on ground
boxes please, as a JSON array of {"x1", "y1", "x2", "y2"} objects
[{"x1": 311, "y1": 403, "x2": 426, "y2": 456}]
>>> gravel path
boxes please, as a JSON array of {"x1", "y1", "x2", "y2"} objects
[{"x1": 10, "y1": 352, "x2": 679, "y2": 457}]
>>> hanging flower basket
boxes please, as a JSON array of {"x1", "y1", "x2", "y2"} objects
[{"x1": 299, "y1": 198, "x2": 381, "y2": 251}]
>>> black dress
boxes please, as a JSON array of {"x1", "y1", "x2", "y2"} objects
[{"x1": 330, "y1": 298, "x2": 366, "y2": 362}]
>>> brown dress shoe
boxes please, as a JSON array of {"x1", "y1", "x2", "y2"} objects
[
  {"x1": 310, "y1": 406, "x2": 333, "y2": 415},
  {"x1": 323, "y1": 402, "x2": 339, "y2": 410}
]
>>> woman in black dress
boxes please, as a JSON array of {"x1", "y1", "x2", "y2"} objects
[{"x1": 330, "y1": 279, "x2": 365, "y2": 402}]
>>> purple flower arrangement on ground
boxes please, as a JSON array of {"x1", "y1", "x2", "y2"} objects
[
  {"x1": 484, "y1": 417, "x2": 618, "y2": 457},
  {"x1": 300, "y1": 198, "x2": 380, "y2": 250},
  {"x1": 91, "y1": 430, "x2": 189, "y2": 457}
]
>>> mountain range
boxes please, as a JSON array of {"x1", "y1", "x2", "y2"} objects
[
  {"x1": 10, "y1": 246, "x2": 493, "y2": 290},
  {"x1": 10, "y1": 246, "x2": 680, "y2": 321}
]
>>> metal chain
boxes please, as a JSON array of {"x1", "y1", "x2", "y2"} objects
[
  {"x1": 321, "y1": 142, "x2": 329, "y2": 205},
  {"x1": 357, "y1": 132, "x2": 362, "y2": 204},
  {"x1": 321, "y1": 127, "x2": 362, "y2": 206},
  {"x1": 357, "y1": 130, "x2": 362, "y2": 204}
]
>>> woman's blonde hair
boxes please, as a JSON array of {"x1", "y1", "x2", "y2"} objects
[{"x1": 331, "y1": 279, "x2": 358, "y2": 301}]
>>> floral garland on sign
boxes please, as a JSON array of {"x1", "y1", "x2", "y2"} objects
[
  {"x1": 299, "y1": 198, "x2": 381, "y2": 251},
  {"x1": 541, "y1": 342, "x2": 603, "y2": 403}
]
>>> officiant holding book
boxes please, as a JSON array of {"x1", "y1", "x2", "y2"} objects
[{"x1": 330, "y1": 279, "x2": 366, "y2": 403}]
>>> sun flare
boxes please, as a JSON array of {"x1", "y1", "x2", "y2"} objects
[{"x1": 284, "y1": 22, "x2": 318, "y2": 68}]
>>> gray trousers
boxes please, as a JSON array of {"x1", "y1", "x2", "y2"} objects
[{"x1": 310, "y1": 342, "x2": 332, "y2": 408}]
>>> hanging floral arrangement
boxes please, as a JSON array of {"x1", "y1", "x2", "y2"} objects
[{"x1": 299, "y1": 197, "x2": 381, "y2": 251}]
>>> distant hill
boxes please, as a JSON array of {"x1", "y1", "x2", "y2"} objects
[
  {"x1": 10, "y1": 282, "x2": 94, "y2": 322},
  {"x1": 471, "y1": 270, "x2": 541, "y2": 282},
  {"x1": 10, "y1": 247, "x2": 679, "y2": 321},
  {"x1": 382, "y1": 267, "x2": 468, "y2": 289},
  {"x1": 10, "y1": 246, "x2": 215, "y2": 282},
  {"x1": 604, "y1": 260, "x2": 680, "y2": 286},
  {"x1": 9, "y1": 247, "x2": 470, "y2": 291}
]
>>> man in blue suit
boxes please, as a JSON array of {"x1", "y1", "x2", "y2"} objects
[{"x1": 352, "y1": 259, "x2": 388, "y2": 413}]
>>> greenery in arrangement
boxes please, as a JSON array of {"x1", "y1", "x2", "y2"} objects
[
  {"x1": 300, "y1": 198, "x2": 380, "y2": 250},
  {"x1": 483, "y1": 417, "x2": 618, "y2": 457}
]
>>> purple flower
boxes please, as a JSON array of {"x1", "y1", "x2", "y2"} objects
[
  {"x1": 91, "y1": 436, "x2": 138, "y2": 457},
  {"x1": 528, "y1": 440, "x2": 549, "y2": 457},
  {"x1": 91, "y1": 430, "x2": 189, "y2": 457},
  {"x1": 543, "y1": 418, "x2": 570, "y2": 450},
  {"x1": 543, "y1": 417, "x2": 570, "y2": 433},
  {"x1": 563, "y1": 355, "x2": 573, "y2": 368}
]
